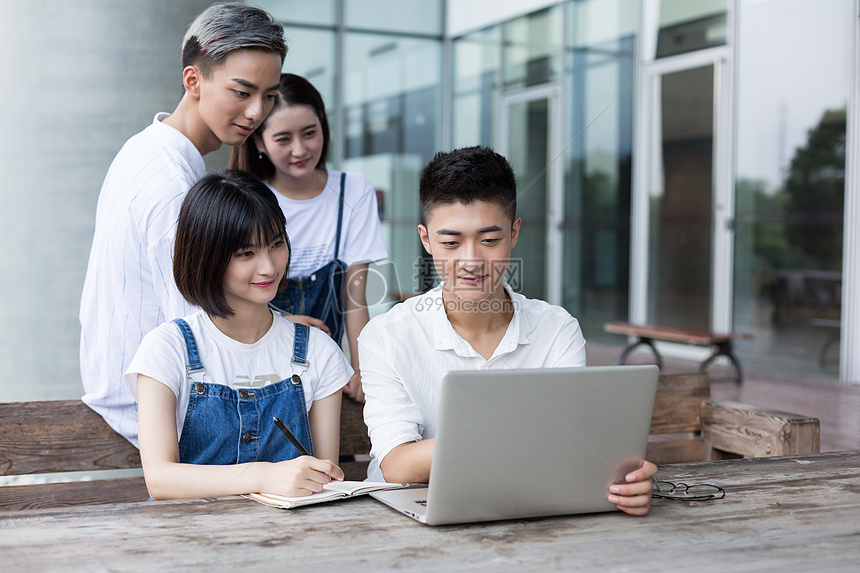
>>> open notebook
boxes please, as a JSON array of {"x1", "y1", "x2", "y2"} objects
[{"x1": 246, "y1": 481, "x2": 405, "y2": 509}]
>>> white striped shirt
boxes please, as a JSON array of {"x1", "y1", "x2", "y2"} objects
[{"x1": 80, "y1": 113, "x2": 205, "y2": 447}]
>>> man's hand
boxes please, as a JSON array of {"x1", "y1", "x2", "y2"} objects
[{"x1": 607, "y1": 460, "x2": 658, "y2": 516}]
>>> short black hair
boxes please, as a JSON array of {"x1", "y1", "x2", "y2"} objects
[
  {"x1": 174, "y1": 170, "x2": 290, "y2": 318},
  {"x1": 419, "y1": 146, "x2": 517, "y2": 224}
]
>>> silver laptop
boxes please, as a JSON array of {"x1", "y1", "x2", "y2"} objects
[{"x1": 370, "y1": 365, "x2": 659, "y2": 525}]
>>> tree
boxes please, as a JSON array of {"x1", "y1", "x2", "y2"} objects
[{"x1": 781, "y1": 107, "x2": 846, "y2": 271}]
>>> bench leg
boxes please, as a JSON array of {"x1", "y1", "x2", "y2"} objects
[
  {"x1": 617, "y1": 337, "x2": 663, "y2": 370},
  {"x1": 818, "y1": 331, "x2": 839, "y2": 368},
  {"x1": 698, "y1": 341, "x2": 744, "y2": 385}
]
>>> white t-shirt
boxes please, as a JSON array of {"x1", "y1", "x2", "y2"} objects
[
  {"x1": 268, "y1": 169, "x2": 388, "y2": 277},
  {"x1": 358, "y1": 283, "x2": 587, "y2": 482},
  {"x1": 125, "y1": 311, "x2": 352, "y2": 440},
  {"x1": 80, "y1": 113, "x2": 204, "y2": 447}
]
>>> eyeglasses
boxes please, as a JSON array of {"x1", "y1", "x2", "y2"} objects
[{"x1": 651, "y1": 479, "x2": 725, "y2": 501}]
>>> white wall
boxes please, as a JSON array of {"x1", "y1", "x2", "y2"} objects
[{"x1": 0, "y1": 0, "x2": 225, "y2": 401}]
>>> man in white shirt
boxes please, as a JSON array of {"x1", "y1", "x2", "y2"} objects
[
  {"x1": 80, "y1": 4, "x2": 286, "y2": 446},
  {"x1": 359, "y1": 146, "x2": 658, "y2": 515}
]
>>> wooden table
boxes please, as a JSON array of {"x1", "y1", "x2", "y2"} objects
[{"x1": 2, "y1": 451, "x2": 858, "y2": 571}]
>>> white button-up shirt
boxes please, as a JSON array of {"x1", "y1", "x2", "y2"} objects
[{"x1": 359, "y1": 283, "x2": 587, "y2": 481}]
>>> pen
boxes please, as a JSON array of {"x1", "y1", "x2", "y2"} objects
[{"x1": 273, "y1": 416, "x2": 311, "y2": 456}]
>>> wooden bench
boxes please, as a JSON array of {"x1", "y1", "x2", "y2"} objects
[
  {"x1": 647, "y1": 372, "x2": 819, "y2": 463},
  {"x1": 0, "y1": 400, "x2": 147, "y2": 511},
  {"x1": 0, "y1": 398, "x2": 371, "y2": 512},
  {"x1": 604, "y1": 321, "x2": 753, "y2": 384},
  {"x1": 811, "y1": 317, "x2": 840, "y2": 367},
  {"x1": 1, "y1": 375, "x2": 818, "y2": 510},
  {"x1": 337, "y1": 398, "x2": 372, "y2": 481}
]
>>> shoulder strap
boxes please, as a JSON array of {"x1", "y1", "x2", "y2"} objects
[
  {"x1": 172, "y1": 318, "x2": 205, "y2": 377},
  {"x1": 333, "y1": 172, "x2": 346, "y2": 260},
  {"x1": 292, "y1": 322, "x2": 310, "y2": 368}
]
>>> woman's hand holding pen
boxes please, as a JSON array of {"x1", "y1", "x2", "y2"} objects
[
  {"x1": 267, "y1": 416, "x2": 342, "y2": 495},
  {"x1": 259, "y1": 457, "x2": 345, "y2": 497}
]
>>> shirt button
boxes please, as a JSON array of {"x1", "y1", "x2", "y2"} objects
[
  {"x1": 243, "y1": 433, "x2": 252, "y2": 444},
  {"x1": 239, "y1": 390, "x2": 249, "y2": 398},
  {"x1": 310, "y1": 273, "x2": 317, "y2": 282}
]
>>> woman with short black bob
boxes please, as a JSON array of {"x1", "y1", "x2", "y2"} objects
[{"x1": 124, "y1": 170, "x2": 350, "y2": 500}]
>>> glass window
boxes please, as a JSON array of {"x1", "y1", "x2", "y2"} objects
[
  {"x1": 503, "y1": 6, "x2": 563, "y2": 90},
  {"x1": 252, "y1": 0, "x2": 336, "y2": 27},
  {"x1": 345, "y1": 0, "x2": 442, "y2": 35},
  {"x1": 452, "y1": 27, "x2": 501, "y2": 148},
  {"x1": 342, "y1": 33, "x2": 440, "y2": 160},
  {"x1": 656, "y1": 0, "x2": 727, "y2": 58},
  {"x1": 506, "y1": 94, "x2": 557, "y2": 301},
  {"x1": 281, "y1": 27, "x2": 336, "y2": 108},
  {"x1": 647, "y1": 64, "x2": 715, "y2": 328},
  {"x1": 562, "y1": 0, "x2": 636, "y2": 339},
  {"x1": 733, "y1": 0, "x2": 852, "y2": 378},
  {"x1": 341, "y1": 32, "x2": 443, "y2": 301}
]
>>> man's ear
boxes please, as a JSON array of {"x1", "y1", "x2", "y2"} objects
[
  {"x1": 510, "y1": 217, "x2": 522, "y2": 249},
  {"x1": 417, "y1": 224, "x2": 433, "y2": 255},
  {"x1": 182, "y1": 66, "x2": 203, "y2": 99}
]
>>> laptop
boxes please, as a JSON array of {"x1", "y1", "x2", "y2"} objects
[{"x1": 370, "y1": 364, "x2": 659, "y2": 525}]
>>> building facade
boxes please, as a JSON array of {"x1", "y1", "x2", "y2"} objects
[
  {"x1": 0, "y1": 0, "x2": 856, "y2": 403},
  {"x1": 259, "y1": 0, "x2": 859, "y2": 383}
]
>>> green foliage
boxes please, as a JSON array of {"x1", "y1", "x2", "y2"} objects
[{"x1": 781, "y1": 107, "x2": 846, "y2": 271}]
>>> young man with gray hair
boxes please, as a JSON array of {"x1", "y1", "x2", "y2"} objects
[{"x1": 80, "y1": 3, "x2": 286, "y2": 446}]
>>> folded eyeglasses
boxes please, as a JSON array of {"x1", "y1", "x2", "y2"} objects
[{"x1": 651, "y1": 479, "x2": 725, "y2": 501}]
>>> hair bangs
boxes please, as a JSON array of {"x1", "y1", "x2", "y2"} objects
[
  {"x1": 220, "y1": 181, "x2": 286, "y2": 251},
  {"x1": 174, "y1": 171, "x2": 290, "y2": 318}
]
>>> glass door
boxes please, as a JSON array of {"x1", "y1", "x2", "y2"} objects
[
  {"x1": 499, "y1": 85, "x2": 563, "y2": 303},
  {"x1": 632, "y1": 50, "x2": 733, "y2": 333},
  {"x1": 732, "y1": 0, "x2": 851, "y2": 380}
]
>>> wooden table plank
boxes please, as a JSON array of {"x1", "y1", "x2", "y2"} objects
[{"x1": 1, "y1": 451, "x2": 858, "y2": 572}]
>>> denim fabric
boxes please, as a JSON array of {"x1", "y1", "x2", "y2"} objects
[
  {"x1": 270, "y1": 258, "x2": 346, "y2": 344},
  {"x1": 172, "y1": 319, "x2": 314, "y2": 465},
  {"x1": 270, "y1": 172, "x2": 347, "y2": 344}
]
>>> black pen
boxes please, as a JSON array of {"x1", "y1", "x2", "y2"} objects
[{"x1": 273, "y1": 416, "x2": 311, "y2": 456}]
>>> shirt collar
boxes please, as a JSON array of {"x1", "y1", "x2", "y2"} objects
[
  {"x1": 152, "y1": 112, "x2": 206, "y2": 178},
  {"x1": 431, "y1": 282, "x2": 530, "y2": 359}
]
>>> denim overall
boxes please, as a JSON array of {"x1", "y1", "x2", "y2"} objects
[
  {"x1": 173, "y1": 318, "x2": 314, "y2": 464},
  {"x1": 270, "y1": 173, "x2": 347, "y2": 344}
]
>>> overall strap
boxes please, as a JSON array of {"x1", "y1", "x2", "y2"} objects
[
  {"x1": 333, "y1": 172, "x2": 346, "y2": 260},
  {"x1": 292, "y1": 322, "x2": 310, "y2": 368},
  {"x1": 172, "y1": 318, "x2": 205, "y2": 379}
]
